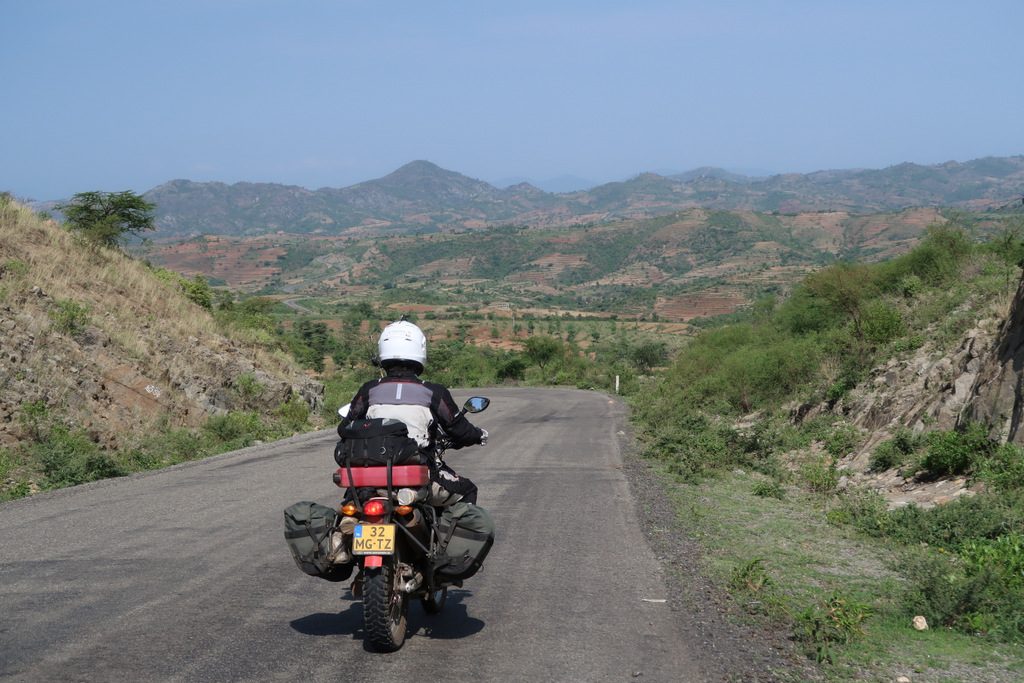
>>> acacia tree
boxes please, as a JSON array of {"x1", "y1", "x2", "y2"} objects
[
  {"x1": 58, "y1": 190, "x2": 156, "y2": 248},
  {"x1": 524, "y1": 335, "x2": 562, "y2": 370}
]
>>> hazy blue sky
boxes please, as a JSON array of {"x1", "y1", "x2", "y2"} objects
[{"x1": 3, "y1": 1, "x2": 1022, "y2": 200}]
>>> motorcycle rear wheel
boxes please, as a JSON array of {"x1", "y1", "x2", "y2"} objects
[{"x1": 363, "y1": 562, "x2": 408, "y2": 652}]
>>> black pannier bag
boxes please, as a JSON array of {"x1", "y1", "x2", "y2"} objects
[
  {"x1": 283, "y1": 501, "x2": 352, "y2": 582},
  {"x1": 435, "y1": 502, "x2": 495, "y2": 581},
  {"x1": 334, "y1": 417, "x2": 423, "y2": 467}
]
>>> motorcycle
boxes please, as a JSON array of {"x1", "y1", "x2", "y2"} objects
[{"x1": 330, "y1": 396, "x2": 490, "y2": 652}]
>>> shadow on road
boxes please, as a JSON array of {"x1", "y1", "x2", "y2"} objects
[
  {"x1": 289, "y1": 589, "x2": 485, "y2": 646},
  {"x1": 408, "y1": 589, "x2": 485, "y2": 640},
  {"x1": 289, "y1": 601, "x2": 362, "y2": 638}
]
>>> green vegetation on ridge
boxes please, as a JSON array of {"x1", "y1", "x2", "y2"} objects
[{"x1": 628, "y1": 219, "x2": 1024, "y2": 677}]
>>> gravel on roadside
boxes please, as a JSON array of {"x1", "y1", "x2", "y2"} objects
[{"x1": 618, "y1": 426, "x2": 823, "y2": 683}]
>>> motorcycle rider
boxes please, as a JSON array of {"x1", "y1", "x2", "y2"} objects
[{"x1": 339, "y1": 319, "x2": 488, "y2": 505}]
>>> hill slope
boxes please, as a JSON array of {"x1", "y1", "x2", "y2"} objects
[
  {"x1": 145, "y1": 206, "x2": 963, "y2": 323},
  {"x1": 0, "y1": 199, "x2": 322, "y2": 459},
  {"x1": 140, "y1": 156, "x2": 1024, "y2": 238}
]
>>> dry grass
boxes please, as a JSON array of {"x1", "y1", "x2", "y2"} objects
[
  {"x1": 0, "y1": 199, "x2": 298, "y2": 381},
  {"x1": 1, "y1": 203, "x2": 217, "y2": 341}
]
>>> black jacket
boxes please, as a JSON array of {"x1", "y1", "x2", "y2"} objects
[{"x1": 341, "y1": 368, "x2": 484, "y2": 448}]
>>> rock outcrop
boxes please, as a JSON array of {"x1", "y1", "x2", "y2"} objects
[
  {"x1": 789, "y1": 280, "x2": 1022, "y2": 508},
  {"x1": 962, "y1": 274, "x2": 1024, "y2": 443}
]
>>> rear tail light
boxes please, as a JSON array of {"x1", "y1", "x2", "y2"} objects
[{"x1": 363, "y1": 500, "x2": 386, "y2": 517}]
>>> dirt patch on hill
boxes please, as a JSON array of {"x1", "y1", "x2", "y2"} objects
[{"x1": 656, "y1": 290, "x2": 748, "y2": 321}]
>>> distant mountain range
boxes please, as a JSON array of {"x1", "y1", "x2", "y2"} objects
[{"x1": 142, "y1": 156, "x2": 1024, "y2": 239}]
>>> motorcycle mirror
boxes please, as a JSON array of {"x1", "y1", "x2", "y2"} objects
[
  {"x1": 337, "y1": 403, "x2": 351, "y2": 419},
  {"x1": 462, "y1": 396, "x2": 490, "y2": 414}
]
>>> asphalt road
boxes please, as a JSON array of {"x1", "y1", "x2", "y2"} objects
[{"x1": 1, "y1": 388, "x2": 713, "y2": 682}]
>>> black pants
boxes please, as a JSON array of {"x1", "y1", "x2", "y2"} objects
[{"x1": 433, "y1": 462, "x2": 478, "y2": 504}]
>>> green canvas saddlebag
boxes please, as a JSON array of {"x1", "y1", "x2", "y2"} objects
[
  {"x1": 435, "y1": 501, "x2": 495, "y2": 581},
  {"x1": 283, "y1": 501, "x2": 352, "y2": 582}
]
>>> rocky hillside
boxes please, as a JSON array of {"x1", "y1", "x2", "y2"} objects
[
  {"x1": 805, "y1": 271, "x2": 1024, "y2": 509},
  {"x1": 137, "y1": 156, "x2": 1024, "y2": 238},
  {"x1": 0, "y1": 199, "x2": 322, "y2": 453}
]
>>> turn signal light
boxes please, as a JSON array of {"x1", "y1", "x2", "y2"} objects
[
  {"x1": 364, "y1": 500, "x2": 386, "y2": 517},
  {"x1": 341, "y1": 503, "x2": 358, "y2": 516},
  {"x1": 395, "y1": 505, "x2": 413, "y2": 516}
]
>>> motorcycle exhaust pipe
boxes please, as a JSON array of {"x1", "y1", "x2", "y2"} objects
[{"x1": 401, "y1": 572, "x2": 424, "y2": 593}]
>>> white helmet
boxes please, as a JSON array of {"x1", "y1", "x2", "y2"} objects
[{"x1": 378, "y1": 320, "x2": 427, "y2": 370}]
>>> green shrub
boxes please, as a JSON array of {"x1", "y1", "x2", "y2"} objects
[
  {"x1": 978, "y1": 443, "x2": 1024, "y2": 493},
  {"x1": 891, "y1": 334, "x2": 925, "y2": 353},
  {"x1": 276, "y1": 396, "x2": 310, "y2": 432},
  {"x1": 179, "y1": 275, "x2": 213, "y2": 309},
  {"x1": 34, "y1": 426, "x2": 125, "y2": 488},
  {"x1": 824, "y1": 424, "x2": 860, "y2": 457},
  {"x1": 960, "y1": 533, "x2": 1024, "y2": 592},
  {"x1": 18, "y1": 400, "x2": 51, "y2": 442},
  {"x1": 869, "y1": 429, "x2": 921, "y2": 472},
  {"x1": 2, "y1": 258, "x2": 29, "y2": 278},
  {"x1": 0, "y1": 448, "x2": 11, "y2": 481},
  {"x1": 870, "y1": 440, "x2": 902, "y2": 472},
  {"x1": 233, "y1": 373, "x2": 264, "y2": 410},
  {"x1": 1, "y1": 481, "x2": 31, "y2": 501},
  {"x1": 752, "y1": 479, "x2": 785, "y2": 499},
  {"x1": 643, "y1": 414, "x2": 731, "y2": 482},
  {"x1": 203, "y1": 411, "x2": 265, "y2": 447},
  {"x1": 885, "y1": 225, "x2": 973, "y2": 287},
  {"x1": 898, "y1": 274, "x2": 923, "y2": 298},
  {"x1": 124, "y1": 428, "x2": 208, "y2": 470},
  {"x1": 884, "y1": 492, "x2": 1022, "y2": 550},
  {"x1": 800, "y1": 457, "x2": 839, "y2": 493},
  {"x1": 496, "y1": 354, "x2": 527, "y2": 381},
  {"x1": 900, "y1": 550, "x2": 1024, "y2": 642},
  {"x1": 49, "y1": 299, "x2": 91, "y2": 338},
  {"x1": 828, "y1": 488, "x2": 891, "y2": 534},
  {"x1": 861, "y1": 300, "x2": 905, "y2": 344},
  {"x1": 795, "y1": 592, "x2": 872, "y2": 663},
  {"x1": 920, "y1": 423, "x2": 993, "y2": 476},
  {"x1": 729, "y1": 558, "x2": 772, "y2": 593}
]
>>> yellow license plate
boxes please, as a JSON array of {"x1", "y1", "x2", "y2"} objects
[{"x1": 352, "y1": 524, "x2": 396, "y2": 555}]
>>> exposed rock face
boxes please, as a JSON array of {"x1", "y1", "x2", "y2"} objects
[
  {"x1": 837, "y1": 320, "x2": 998, "y2": 468},
  {"x1": 790, "y1": 296, "x2": 1013, "y2": 509},
  {"x1": 963, "y1": 274, "x2": 1024, "y2": 443}
]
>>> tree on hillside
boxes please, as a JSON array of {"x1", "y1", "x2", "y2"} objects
[
  {"x1": 802, "y1": 263, "x2": 875, "y2": 338},
  {"x1": 58, "y1": 190, "x2": 156, "y2": 248},
  {"x1": 525, "y1": 335, "x2": 562, "y2": 370}
]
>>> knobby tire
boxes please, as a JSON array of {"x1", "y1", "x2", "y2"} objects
[{"x1": 363, "y1": 562, "x2": 408, "y2": 652}]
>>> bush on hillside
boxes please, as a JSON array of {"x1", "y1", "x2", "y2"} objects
[
  {"x1": 49, "y1": 299, "x2": 91, "y2": 338},
  {"x1": 920, "y1": 423, "x2": 994, "y2": 477},
  {"x1": 35, "y1": 426, "x2": 125, "y2": 488},
  {"x1": 901, "y1": 549, "x2": 1024, "y2": 642},
  {"x1": 869, "y1": 428, "x2": 921, "y2": 472}
]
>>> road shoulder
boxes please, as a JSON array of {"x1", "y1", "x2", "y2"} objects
[{"x1": 617, "y1": 417, "x2": 822, "y2": 683}]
